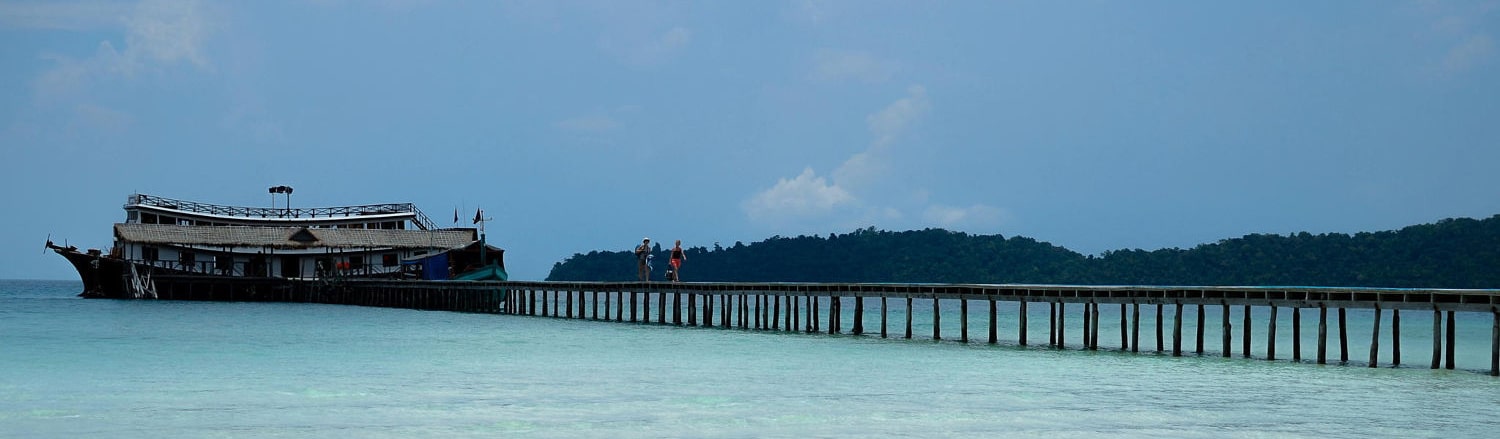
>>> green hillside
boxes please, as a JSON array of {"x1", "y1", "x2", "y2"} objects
[{"x1": 546, "y1": 215, "x2": 1500, "y2": 289}]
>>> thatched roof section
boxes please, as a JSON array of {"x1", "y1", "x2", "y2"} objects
[{"x1": 114, "y1": 223, "x2": 477, "y2": 249}]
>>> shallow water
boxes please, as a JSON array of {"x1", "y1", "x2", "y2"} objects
[{"x1": 2, "y1": 280, "x2": 1497, "y2": 438}]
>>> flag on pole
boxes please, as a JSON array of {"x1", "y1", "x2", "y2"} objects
[
  {"x1": 453, "y1": 208, "x2": 459, "y2": 224},
  {"x1": 472, "y1": 208, "x2": 482, "y2": 224}
]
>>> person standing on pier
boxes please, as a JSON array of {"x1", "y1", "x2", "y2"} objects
[
  {"x1": 635, "y1": 237, "x2": 651, "y2": 281},
  {"x1": 669, "y1": 240, "x2": 686, "y2": 282}
]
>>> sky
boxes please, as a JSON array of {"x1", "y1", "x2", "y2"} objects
[{"x1": 3, "y1": 0, "x2": 1498, "y2": 281}]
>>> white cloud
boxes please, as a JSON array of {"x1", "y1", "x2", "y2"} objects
[
  {"x1": 922, "y1": 204, "x2": 1007, "y2": 231},
  {"x1": 810, "y1": 50, "x2": 894, "y2": 83},
  {"x1": 831, "y1": 85, "x2": 930, "y2": 189},
  {"x1": 1443, "y1": 34, "x2": 1494, "y2": 72},
  {"x1": 742, "y1": 167, "x2": 855, "y2": 223},
  {"x1": 30, "y1": 0, "x2": 214, "y2": 102}
]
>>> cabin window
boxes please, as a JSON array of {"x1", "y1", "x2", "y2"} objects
[
  {"x1": 127, "y1": 211, "x2": 139, "y2": 222},
  {"x1": 179, "y1": 251, "x2": 196, "y2": 269},
  {"x1": 142, "y1": 213, "x2": 158, "y2": 224},
  {"x1": 142, "y1": 246, "x2": 159, "y2": 262},
  {"x1": 382, "y1": 253, "x2": 397, "y2": 267},
  {"x1": 349, "y1": 256, "x2": 365, "y2": 270}
]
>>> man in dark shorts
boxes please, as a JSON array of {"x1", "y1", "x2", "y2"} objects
[{"x1": 635, "y1": 238, "x2": 651, "y2": 281}]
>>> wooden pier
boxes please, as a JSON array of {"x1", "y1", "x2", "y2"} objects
[{"x1": 144, "y1": 276, "x2": 1500, "y2": 376}]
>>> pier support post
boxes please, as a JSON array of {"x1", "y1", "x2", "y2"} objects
[
  {"x1": 1370, "y1": 305, "x2": 1382, "y2": 368},
  {"x1": 1393, "y1": 309, "x2": 1401, "y2": 366},
  {"x1": 1156, "y1": 304, "x2": 1164, "y2": 352},
  {"x1": 774, "y1": 293, "x2": 786, "y2": 328},
  {"x1": 1131, "y1": 301, "x2": 1139, "y2": 353},
  {"x1": 673, "y1": 292, "x2": 682, "y2": 326},
  {"x1": 1268, "y1": 305, "x2": 1278, "y2": 361},
  {"x1": 630, "y1": 292, "x2": 638, "y2": 323},
  {"x1": 593, "y1": 291, "x2": 600, "y2": 320},
  {"x1": 566, "y1": 290, "x2": 573, "y2": 319},
  {"x1": 1338, "y1": 308, "x2": 1347, "y2": 363},
  {"x1": 1222, "y1": 303, "x2": 1232, "y2": 358},
  {"x1": 703, "y1": 292, "x2": 713, "y2": 327},
  {"x1": 1243, "y1": 305, "x2": 1252, "y2": 358},
  {"x1": 961, "y1": 299, "x2": 970, "y2": 343},
  {"x1": 1432, "y1": 309, "x2": 1442, "y2": 369},
  {"x1": 1086, "y1": 299, "x2": 1098, "y2": 347},
  {"x1": 854, "y1": 296, "x2": 865, "y2": 335},
  {"x1": 1019, "y1": 299, "x2": 1028, "y2": 346},
  {"x1": 616, "y1": 291, "x2": 624, "y2": 322},
  {"x1": 1317, "y1": 305, "x2": 1327, "y2": 365},
  {"x1": 881, "y1": 295, "x2": 888, "y2": 338},
  {"x1": 829, "y1": 295, "x2": 839, "y2": 335},
  {"x1": 933, "y1": 296, "x2": 942, "y2": 340},
  {"x1": 1446, "y1": 310, "x2": 1456, "y2": 370},
  {"x1": 900, "y1": 293, "x2": 912, "y2": 338},
  {"x1": 1048, "y1": 302, "x2": 1057, "y2": 347},
  {"x1": 659, "y1": 292, "x2": 667, "y2": 324},
  {"x1": 989, "y1": 299, "x2": 998, "y2": 344},
  {"x1": 1293, "y1": 307, "x2": 1302, "y2": 362},
  {"x1": 1491, "y1": 309, "x2": 1498, "y2": 377},
  {"x1": 1172, "y1": 302, "x2": 1183, "y2": 357},
  {"x1": 1196, "y1": 304, "x2": 1205, "y2": 355},
  {"x1": 1091, "y1": 302, "x2": 1100, "y2": 350},
  {"x1": 1121, "y1": 303, "x2": 1128, "y2": 349},
  {"x1": 687, "y1": 293, "x2": 697, "y2": 326},
  {"x1": 1058, "y1": 301, "x2": 1066, "y2": 348}
]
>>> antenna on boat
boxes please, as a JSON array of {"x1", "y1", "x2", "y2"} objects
[
  {"x1": 42, "y1": 233, "x2": 51, "y2": 254},
  {"x1": 268, "y1": 185, "x2": 294, "y2": 217}
]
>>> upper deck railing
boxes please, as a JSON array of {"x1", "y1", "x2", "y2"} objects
[{"x1": 128, "y1": 193, "x2": 438, "y2": 230}]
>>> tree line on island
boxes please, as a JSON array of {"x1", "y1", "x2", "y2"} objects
[{"x1": 545, "y1": 215, "x2": 1500, "y2": 289}]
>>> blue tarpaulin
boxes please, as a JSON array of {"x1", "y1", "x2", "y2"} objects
[{"x1": 402, "y1": 252, "x2": 450, "y2": 280}]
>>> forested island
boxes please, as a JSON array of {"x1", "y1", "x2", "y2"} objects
[{"x1": 546, "y1": 215, "x2": 1500, "y2": 289}]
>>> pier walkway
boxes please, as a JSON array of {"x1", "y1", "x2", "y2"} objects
[{"x1": 148, "y1": 276, "x2": 1500, "y2": 376}]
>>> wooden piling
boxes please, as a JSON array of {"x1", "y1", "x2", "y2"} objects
[
  {"x1": 854, "y1": 296, "x2": 865, "y2": 335},
  {"x1": 1156, "y1": 304, "x2": 1164, "y2": 352},
  {"x1": 658, "y1": 292, "x2": 667, "y2": 324},
  {"x1": 989, "y1": 299, "x2": 998, "y2": 344},
  {"x1": 1121, "y1": 303, "x2": 1128, "y2": 350},
  {"x1": 1317, "y1": 305, "x2": 1327, "y2": 365},
  {"x1": 1491, "y1": 309, "x2": 1498, "y2": 377},
  {"x1": 1090, "y1": 302, "x2": 1100, "y2": 350},
  {"x1": 1049, "y1": 302, "x2": 1057, "y2": 347},
  {"x1": 1086, "y1": 299, "x2": 1098, "y2": 347},
  {"x1": 1019, "y1": 299, "x2": 1028, "y2": 346},
  {"x1": 1370, "y1": 305, "x2": 1382, "y2": 368},
  {"x1": 1393, "y1": 309, "x2": 1401, "y2": 366},
  {"x1": 933, "y1": 297, "x2": 942, "y2": 340},
  {"x1": 1195, "y1": 303, "x2": 1205, "y2": 355},
  {"x1": 1293, "y1": 307, "x2": 1302, "y2": 362},
  {"x1": 1268, "y1": 305, "x2": 1278, "y2": 361},
  {"x1": 906, "y1": 297, "x2": 913, "y2": 339},
  {"x1": 961, "y1": 299, "x2": 969, "y2": 343},
  {"x1": 880, "y1": 295, "x2": 888, "y2": 338},
  {"x1": 1058, "y1": 301, "x2": 1066, "y2": 348},
  {"x1": 1338, "y1": 307, "x2": 1347, "y2": 363},
  {"x1": 1432, "y1": 309, "x2": 1442, "y2": 369},
  {"x1": 1222, "y1": 303, "x2": 1231, "y2": 358},
  {"x1": 1446, "y1": 310, "x2": 1456, "y2": 370},
  {"x1": 1131, "y1": 301, "x2": 1139, "y2": 353},
  {"x1": 773, "y1": 295, "x2": 781, "y2": 330},
  {"x1": 1172, "y1": 302, "x2": 1183, "y2": 357},
  {"x1": 1242, "y1": 305, "x2": 1252, "y2": 358}
]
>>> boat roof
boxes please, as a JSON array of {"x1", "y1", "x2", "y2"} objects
[
  {"x1": 114, "y1": 223, "x2": 478, "y2": 250},
  {"x1": 127, "y1": 193, "x2": 437, "y2": 230}
]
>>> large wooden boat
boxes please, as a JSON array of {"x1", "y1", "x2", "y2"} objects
[{"x1": 50, "y1": 192, "x2": 505, "y2": 298}]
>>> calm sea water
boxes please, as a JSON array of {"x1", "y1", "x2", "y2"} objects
[{"x1": 3, "y1": 279, "x2": 1498, "y2": 438}]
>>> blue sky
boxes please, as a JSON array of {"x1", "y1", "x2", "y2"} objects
[{"x1": 3, "y1": 0, "x2": 1498, "y2": 281}]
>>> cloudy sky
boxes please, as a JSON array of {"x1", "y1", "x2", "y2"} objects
[{"x1": 3, "y1": 0, "x2": 1498, "y2": 281}]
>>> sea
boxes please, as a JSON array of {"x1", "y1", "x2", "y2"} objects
[{"x1": 3, "y1": 279, "x2": 1498, "y2": 438}]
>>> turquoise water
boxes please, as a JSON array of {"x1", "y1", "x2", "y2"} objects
[{"x1": 3, "y1": 280, "x2": 1498, "y2": 438}]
